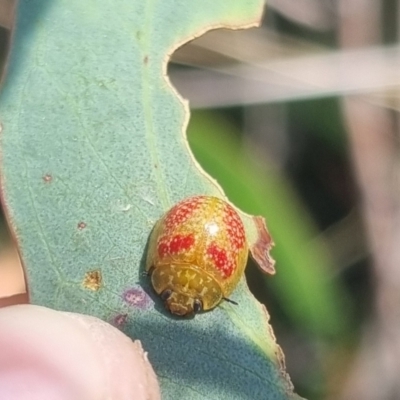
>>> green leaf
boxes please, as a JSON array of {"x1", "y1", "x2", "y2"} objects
[{"x1": 0, "y1": 1, "x2": 303, "y2": 399}]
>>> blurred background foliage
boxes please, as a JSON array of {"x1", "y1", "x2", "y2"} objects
[{"x1": 2, "y1": 0, "x2": 400, "y2": 399}]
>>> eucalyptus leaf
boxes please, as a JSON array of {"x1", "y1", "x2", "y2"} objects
[{"x1": 0, "y1": 1, "x2": 304, "y2": 399}]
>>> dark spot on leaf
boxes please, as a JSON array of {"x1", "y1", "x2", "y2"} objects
[
  {"x1": 112, "y1": 313, "x2": 128, "y2": 328},
  {"x1": 123, "y1": 287, "x2": 151, "y2": 309},
  {"x1": 42, "y1": 174, "x2": 52, "y2": 183},
  {"x1": 82, "y1": 270, "x2": 102, "y2": 291},
  {"x1": 143, "y1": 55, "x2": 149, "y2": 64},
  {"x1": 78, "y1": 221, "x2": 86, "y2": 230}
]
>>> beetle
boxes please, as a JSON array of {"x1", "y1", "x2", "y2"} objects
[{"x1": 146, "y1": 195, "x2": 248, "y2": 317}]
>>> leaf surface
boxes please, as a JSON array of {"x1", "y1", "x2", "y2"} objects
[{"x1": 0, "y1": 1, "x2": 303, "y2": 399}]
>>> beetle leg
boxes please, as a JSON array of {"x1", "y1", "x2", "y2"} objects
[{"x1": 143, "y1": 265, "x2": 154, "y2": 277}]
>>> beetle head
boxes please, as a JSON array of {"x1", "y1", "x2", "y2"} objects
[{"x1": 160, "y1": 289, "x2": 202, "y2": 316}]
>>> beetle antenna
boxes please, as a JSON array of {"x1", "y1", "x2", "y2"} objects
[{"x1": 223, "y1": 297, "x2": 238, "y2": 305}]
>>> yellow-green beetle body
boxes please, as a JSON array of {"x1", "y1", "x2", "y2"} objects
[{"x1": 146, "y1": 196, "x2": 248, "y2": 317}]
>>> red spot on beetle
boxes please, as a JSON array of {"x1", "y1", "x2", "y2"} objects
[
  {"x1": 157, "y1": 233, "x2": 195, "y2": 257},
  {"x1": 163, "y1": 197, "x2": 202, "y2": 230},
  {"x1": 169, "y1": 234, "x2": 195, "y2": 253},
  {"x1": 223, "y1": 204, "x2": 246, "y2": 251},
  {"x1": 157, "y1": 242, "x2": 169, "y2": 258},
  {"x1": 207, "y1": 242, "x2": 234, "y2": 278}
]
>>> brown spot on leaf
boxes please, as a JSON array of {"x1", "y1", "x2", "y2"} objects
[
  {"x1": 112, "y1": 313, "x2": 128, "y2": 327},
  {"x1": 250, "y1": 216, "x2": 275, "y2": 275},
  {"x1": 83, "y1": 270, "x2": 102, "y2": 291},
  {"x1": 123, "y1": 287, "x2": 151, "y2": 309},
  {"x1": 42, "y1": 174, "x2": 52, "y2": 183},
  {"x1": 143, "y1": 55, "x2": 149, "y2": 64},
  {"x1": 77, "y1": 221, "x2": 86, "y2": 230}
]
